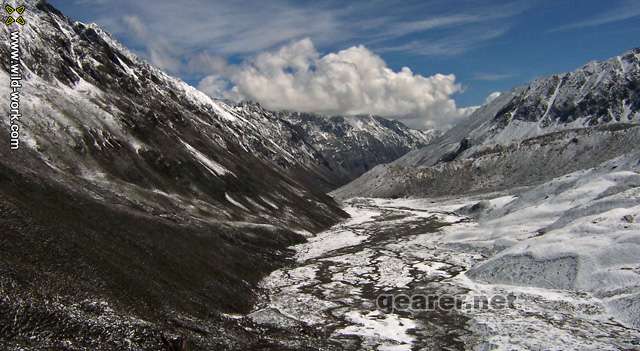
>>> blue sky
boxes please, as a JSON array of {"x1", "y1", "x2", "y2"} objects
[{"x1": 50, "y1": 0, "x2": 640, "y2": 128}]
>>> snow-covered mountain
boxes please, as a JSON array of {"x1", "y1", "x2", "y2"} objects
[
  {"x1": 334, "y1": 48, "x2": 640, "y2": 199},
  {"x1": 1, "y1": 1, "x2": 346, "y2": 232},
  {"x1": 274, "y1": 109, "x2": 438, "y2": 191},
  {"x1": 218, "y1": 102, "x2": 437, "y2": 192},
  {"x1": 330, "y1": 49, "x2": 640, "y2": 341},
  {"x1": 0, "y1": 1, "x2": 430, "y2": 229},
  {"x1": 0, "y1": 1, "x2": 431, "y2": 349}
]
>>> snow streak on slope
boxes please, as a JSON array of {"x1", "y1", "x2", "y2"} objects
[
  {"x1": 234, "y1": 103, "x2": 439, "y2": 191},
  {"x1": 181, "y1": 140, "x2": 235, "y2": 177}
]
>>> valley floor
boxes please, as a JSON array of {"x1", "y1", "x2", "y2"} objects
[
  {"x1": 3, "y1": 154, "x2": 640, "y2": 350},
  {"x1": 249, "y1": 197, "x2": 640, "y2": 350}
]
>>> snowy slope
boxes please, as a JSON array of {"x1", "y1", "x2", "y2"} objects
[
  {"x1": 0, "y1": 1, "x2": 350, "y2": 232},
  {"x1": 215, "y1": 102, "x2": 438, "y2": 192},
  {"x1": 0, "y1": 0, "x2": 432, "y2": 233},
  {"x1": 442, "y1": 152, "x2": 640, "y2": 329},
  {"x1": 0, "y1": 2, "x2": 352, "y2": 349},
  {"x1": 275, "y1": 109, "x2": 438, "y2": 190},
  {"x1": 335, "y1": 49, "x2": 640, "y2": 199}
]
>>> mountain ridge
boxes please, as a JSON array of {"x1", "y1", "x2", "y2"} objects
[
  {"x1": 0, "y1": 0, "x2": 432, "y2": 229},
  {"x1": 334, "y1": 48, "x2": 640, "y2": 199}
]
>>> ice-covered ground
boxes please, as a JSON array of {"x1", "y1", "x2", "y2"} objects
[
  {"x1": 249, "y1": 152, "x2": 640, "y2": 350},
  {"x1": 450, "y1": 153, "x2": 640, "y2": 329}
]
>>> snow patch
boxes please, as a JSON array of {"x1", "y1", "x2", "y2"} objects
[
  {"x1": 181, "y1": 140, "x2": 235, "y2": 177},
  {"x1": 335, "y1": 310, "x2": 417, "y2": 349},
  {"x1": 225, "y1": 193, "x2": 249, "y2": 211}
]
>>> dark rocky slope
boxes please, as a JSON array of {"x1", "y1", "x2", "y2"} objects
[{"x1": 0, "y1": 1, "x2": 426, "y2": 349}]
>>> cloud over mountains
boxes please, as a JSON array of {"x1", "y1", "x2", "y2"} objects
[{"x1": 198, "y1": 39, "x2": 473, "y2": 129}]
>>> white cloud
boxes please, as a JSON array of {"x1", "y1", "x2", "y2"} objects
[
  {"x1": 376, "y1": 27, "x2": 509, "y2": 56},
  {"x1": 473, "y1": 72, "x2": 515, "y2": 81},
  {"x1": 378, "y1": 14, "x2": 485, "y2": 39},
  {"x1": 549, "y1": 0, "x2": 640, "y2": 32},
  {"x1": 200, "y1": 39, "x2": 472, "y2": 129},
  {"x1": 485, "y1": 91, "x2": 502, "y2": 104},
  {"x1": 73, "y1": 0, "x2": 529, "y2": 72},
  {"x1": 93, "y1": 0, "x2": 344, "y2": 58},
  {"x1": 197, "y1": 75, "x2": 231, "y2": 99},
  {"x1": 121, "y1": 15, "x2": 181, "y2": 72},
  {"x1": 187, "y1": 53, "x2": 228, "y2": 75}
]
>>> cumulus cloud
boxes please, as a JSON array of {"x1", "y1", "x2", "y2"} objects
[{"x1": 199, "y1": 39, "x2": 472, "y2": 129}]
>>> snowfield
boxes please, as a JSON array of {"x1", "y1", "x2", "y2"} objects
[
  {"x1": 450, "y1": 152, "x2": 640, "y2": 330},
  {"x1": 251, "y1": 152, "x2": 640, "y2": 350}
]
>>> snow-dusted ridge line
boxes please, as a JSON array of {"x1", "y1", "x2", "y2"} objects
[{"x1": 334, "y1": 48, "x2": 640, "y2": 200}]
